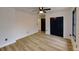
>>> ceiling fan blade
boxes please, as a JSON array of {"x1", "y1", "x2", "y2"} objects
[
  {"x1": 44, "y1": 8, "x2": 51, "y2": 10},
  {"x1": 43, "y1": 10, "x2": 46, "y2": 13},
  {"x1": 39, "y1": 7, "x2": 51, "y2": 13}
]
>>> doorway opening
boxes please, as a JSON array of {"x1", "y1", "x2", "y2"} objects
[{"x1": 41, "y1": 18, "x2": 46, "y2": 33}]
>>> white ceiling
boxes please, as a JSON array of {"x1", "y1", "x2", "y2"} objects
[{"x1": 14, "y1": 7, "x2": 70, "y2": 13}]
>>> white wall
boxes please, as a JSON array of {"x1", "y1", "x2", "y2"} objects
[
  {"x1": 46, "y1": 9, "x2": 72, "y2": 39},
  {"x1": 37, "y1": 17, "x2": 41, "y2": 31},
  {"x1": 15, "y1": 9, "x2": 38, "y2": 40},
  {"x1": 0, "y1": 8, "x2": 16, "y2": 47},
  {"x1": 0, "y1": 8, "x2": 38, "y2": 48}
]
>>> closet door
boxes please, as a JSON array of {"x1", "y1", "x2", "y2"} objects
[
  {"x1": 50, "y1": 18, "x2": 57, "y2": 35},
  {"x1": 50, "y1": 17, "x2": 63, "y2": 37},
  {"x1": 56, "y1": 17, "x2": 63, "y2": 37}
]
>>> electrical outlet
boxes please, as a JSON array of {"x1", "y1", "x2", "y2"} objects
[{"x1": 5, "y1": 38, "x2": 8, "y2": 41}]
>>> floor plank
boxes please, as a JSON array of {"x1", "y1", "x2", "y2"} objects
[{"x1": 0, "y1": 32, "x2": 73, "y2": 51}]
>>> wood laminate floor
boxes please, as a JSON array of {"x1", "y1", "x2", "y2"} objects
[{"x1": 0, "y1": 32, "x2": 73, "y2": 51}]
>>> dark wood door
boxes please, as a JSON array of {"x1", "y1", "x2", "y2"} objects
[
  {"x1": 41, "y1": 18, "x2": 46, "y2": 32},
  {"x1": 50, "y1": 17, "x2": 63, "y2": 37}
]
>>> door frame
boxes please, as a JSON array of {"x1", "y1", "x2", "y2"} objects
[{"x1": 72, "y1": 8, "x2": 76, "y2": 42}]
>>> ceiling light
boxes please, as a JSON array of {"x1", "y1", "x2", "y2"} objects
[{"x1": 39, "y1": 11, "x2": 43, "y2": 13}]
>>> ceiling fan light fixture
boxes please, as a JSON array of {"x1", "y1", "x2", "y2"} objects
[{"x1": 39, "y1": 10, "x2": 43, "y2": 13}]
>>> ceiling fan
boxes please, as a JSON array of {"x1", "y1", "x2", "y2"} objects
[{"x1": 39, "y1": 7, "x2": 51, "y2": 13}]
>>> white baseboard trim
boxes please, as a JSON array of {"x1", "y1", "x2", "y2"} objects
[
  {"x1": 16, "y1": 30, "x2": 38, "y2": 40},
  {"x1": 0, "y1": 40, "x2": 16, "y2": 48}
]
